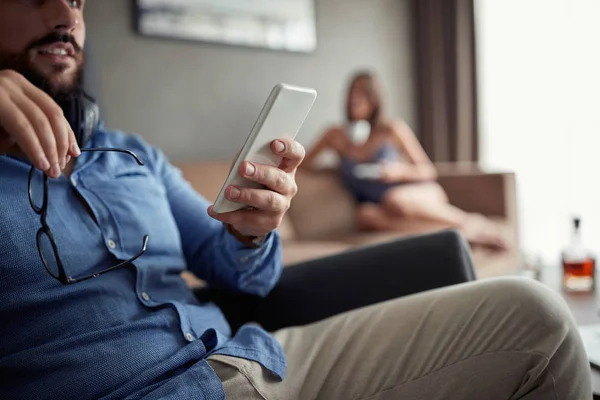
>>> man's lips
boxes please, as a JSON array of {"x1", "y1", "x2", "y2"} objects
[{"x1": 36, "y1": 42, "x2": 75, "y2": 58}]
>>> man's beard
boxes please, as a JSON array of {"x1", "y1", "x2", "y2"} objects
[{"x1": 0, "y1": 32, "x2": 85, "y2": 101}]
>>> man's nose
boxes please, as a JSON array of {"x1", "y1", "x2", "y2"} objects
[{"x1": 43, "y1": 0, "x2": 80, "y2": 32}]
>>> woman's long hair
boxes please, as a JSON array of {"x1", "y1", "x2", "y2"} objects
[{"x1": 345, "y1": 71, "x2": 384, "y2": 128}]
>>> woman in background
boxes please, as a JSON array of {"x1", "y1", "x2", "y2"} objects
[{"x1": 301, "y1": 71, "x2": 507, "y2": 250}]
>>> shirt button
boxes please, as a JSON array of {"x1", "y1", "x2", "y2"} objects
[
  {"x1": 240, "y1": 256, "x2": 249, "y2": 263},
  {"x1": 185, "y1": 332, "x2": 194, "y2": 342},
  {"x1": 141, "y1": 292, "x2": 150, "y2": 301},
  {"x1": 107, "y1": 239, "x2": 116, "y2": 249},
  {"x1": 70, "y1": 177, "x2": 77, "y2": 187}
]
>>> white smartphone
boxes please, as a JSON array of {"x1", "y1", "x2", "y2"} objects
[{"x1": 213, "y1": 83, "x2": 318, "y2": 214}]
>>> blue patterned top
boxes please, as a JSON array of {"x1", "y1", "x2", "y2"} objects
[{"x1": 340, "y1": 144, "x2": 401, "y2": 203}]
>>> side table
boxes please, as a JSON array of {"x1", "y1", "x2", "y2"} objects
[{"x1": 537, "y1": 265, "x2": 600, "y2": 397}]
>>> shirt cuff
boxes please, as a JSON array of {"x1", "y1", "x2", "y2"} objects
[{"x1": 225, "y1": 229, "x2": 277, "y2": 264}]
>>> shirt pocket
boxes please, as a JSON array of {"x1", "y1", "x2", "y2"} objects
[
  {"x1": 111, "y1": 166, "x2": 164, "y2": 187},
  {"x1": 104, "y1": 166, "x2": 167, "y2": 197},
  {"x1": 81, "y1": 167, "x2": 181, "y2": 260},
  {"x1": 112, "y1": 169, "x2": 149, "y2": 179}
]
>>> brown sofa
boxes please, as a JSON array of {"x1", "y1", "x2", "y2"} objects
[{"x1": 175, "y1": 161, "x2": 521, "y2": 279}]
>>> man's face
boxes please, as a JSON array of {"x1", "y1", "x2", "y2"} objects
[{"x1": 0, "y1": 0, "x2": 86, "y2": 99}]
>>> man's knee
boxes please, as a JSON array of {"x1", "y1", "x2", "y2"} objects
[{"x1": 485, "y1": 277, "x2": 575, "y2": 336}]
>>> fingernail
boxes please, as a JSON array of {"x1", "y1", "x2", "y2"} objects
[
  {"x1": 60, "y1": 157, "x2": 66, "y2": 170},
  {"x1": 245, "y1": 163, "x2": 256, "y2": 176},
  {"x1": 50, "y1": 163, "x2": 61, "y2": 178},
  {"x1": 38, "y1": 157, "x2": 51, "y2": 171},
  {"x1": 274, "y1": 140, "x2": 285, "y2": 154},
  {"x1": 71, "y1": 143, "x2": 81, "y2": 156},
  {"x1": 65, "y1": 155, "x2": 72, "y2": 164},
  {"x1": 228, "y1": 186, "x2": 241, "y2": 199}
]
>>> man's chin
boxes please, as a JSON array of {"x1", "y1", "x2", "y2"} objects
[{"x1": 28, "y1": 63, "x2": 82, "y2": 99}]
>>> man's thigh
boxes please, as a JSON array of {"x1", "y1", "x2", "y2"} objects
[
  {"x1": 207, "y1": 357, "x2": 266, "y2": 400},
  {"x1": 210, "y1": 277, "x2": 582, "y2": 400}
]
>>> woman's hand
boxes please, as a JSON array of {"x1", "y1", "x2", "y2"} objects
[
  {"x1": 379, "y1": 161, "x2": 407, "y2": 183},
  {"x1": 0, "y1": 69, "x2": 80, "y2": 178},
  {"x1": 379, "y1": 161, "x2": 437, "y2": 183}
]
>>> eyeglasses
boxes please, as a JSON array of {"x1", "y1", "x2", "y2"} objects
[{"x1": 28, "y1": 148, "x2": 150, "y2": 285}]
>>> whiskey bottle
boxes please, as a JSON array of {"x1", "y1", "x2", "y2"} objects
[{"x1": 562, "y1": 217, "x2": 595, "y2": 292}]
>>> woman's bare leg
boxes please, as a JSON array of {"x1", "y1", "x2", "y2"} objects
[
  {"x1": 356, "y1": 203, "x2": 404, "y2": 231},
  {"x1": 381, "y1": 183, "x2": 467, "y2": 226},
  {"x1": 378, "y1": 183, "x2": 507, "y2": 250}
]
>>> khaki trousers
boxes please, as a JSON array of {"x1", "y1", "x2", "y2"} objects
[{"x1": 208, "y1": 277, "x2": 592, "y2": 400}]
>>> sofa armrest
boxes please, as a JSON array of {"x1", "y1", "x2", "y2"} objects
[
  {"x1": 436, "y1": 169, "x2": 517, "y2": 219},
  {"x1": 195, "y1": 230, "x2": 476, "y2": 333}
]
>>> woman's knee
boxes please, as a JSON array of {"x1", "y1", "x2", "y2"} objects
[
  {"x1": 381, "y1": 183, "x2": 446, "y2": 215},
  {"x1": 381, "y1": 189, "x2": 411, "y2": 214},
  {"x1": 428, "y1": 182, "x2": 449, "y2": 203}
]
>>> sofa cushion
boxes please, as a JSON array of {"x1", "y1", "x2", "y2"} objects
[{"x1": 289, "y1": 170, "x2": 358, "y2": 240}]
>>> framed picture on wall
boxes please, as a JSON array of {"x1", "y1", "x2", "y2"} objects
[{"x1": 133, "y1": 0, "x2": 317, "y2": 53}]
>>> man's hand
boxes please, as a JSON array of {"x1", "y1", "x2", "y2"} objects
[
  {"x1": 0, "y1": 69, "x2": 80, "y2": 178},
  {"x1": 208, "y1": 138, "x2": 305, "y2": 239}
]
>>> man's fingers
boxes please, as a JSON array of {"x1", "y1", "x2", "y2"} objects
[
  {"x1": 22, "y1": 81, "x2": 73, "y2": 166},
  {"x1": 207, "y1": 138, "x2": 304, "y2": 238},
  {"x1": 0, "y1": 96, "x2": 49, "y2": 171},
  {"x1": 0, "y1": 71, "x2": 75, "y2": 174},
  {"x1": 208, "y1": 206, "x2": 248, "y2": 225},
  {"x1": 12, "y1": 94, "x2": 60, "y2": 176},
  {"x1": 66, "y1": 119, "x2": 81, "y2": 157},
  {"x1": 271, "y1": 139, "x2": 305, "y2": 172},
  {"x1": 238, "y1": 162, "x2": 295, "y2": 195},
  {"x1": 224, "y1": 186, "x2": 289, "y2": 212},
  {"x1": 47, "y1": 109, "x2": 70, "y2": 169}
]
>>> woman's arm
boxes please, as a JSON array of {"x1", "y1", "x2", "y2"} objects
[
  {"x1": 299, "y1": 127, "x2": 339, "y2": 171},
  {"x1": 382, "y1": 121, "x2": 437, "y2": 182}
]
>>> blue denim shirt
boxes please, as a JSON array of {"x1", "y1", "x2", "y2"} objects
[{"x1": 0, "y1": 127, "x2": 285, "y2": 400}]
